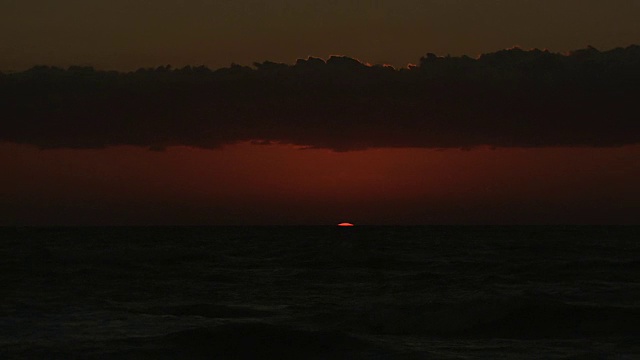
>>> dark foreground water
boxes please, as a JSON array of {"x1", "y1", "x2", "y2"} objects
[{"x1": 1, "y1": 226, "x2": 639, "y2": 359}]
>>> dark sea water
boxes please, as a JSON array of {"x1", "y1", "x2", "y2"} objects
[{"x1": 1, "y1": 226, "x2": 639, "y2": 359}]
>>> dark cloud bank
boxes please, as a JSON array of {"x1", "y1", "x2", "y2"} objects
[{"x1": 1, "y1": 46, "x2": 639, "y2": 151}]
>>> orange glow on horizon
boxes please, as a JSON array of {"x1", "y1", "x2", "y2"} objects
[
  {"x1": 1, "y1": 142, "x2": 639, "y2": 225},
  {"x1": 338, "y1": 222, "x2": 354, "y2": 227}
]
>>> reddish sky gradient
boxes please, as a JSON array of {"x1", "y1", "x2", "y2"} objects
[
  {"x1": 2, "y1": 143, "x2": 638, "y2": 225},
  {"x1": 2, "y1": 1, "x2": 639, "y2": 225}
]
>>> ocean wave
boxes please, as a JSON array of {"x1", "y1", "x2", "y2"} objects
[
  {"x1": 140, "y1": 303, "x2": 275, "y2": 319},
  {"x1": 344, "y1": 296, "x2": 640, "y2": 339},
  {"x1": 149, "y1": 323, "x2": 378, "y2": 359}
]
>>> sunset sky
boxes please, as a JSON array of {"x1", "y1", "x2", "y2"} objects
[
  {"x1": 2, "y1": 0, "x2": 639, "y2": 225},
  {"x1": 3, "y1": 0, "x2": 640, "y2": 71}
]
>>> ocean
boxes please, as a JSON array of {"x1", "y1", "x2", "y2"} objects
[{"x1": 1, "y1": 226, "x2": 638, "y2": 359}]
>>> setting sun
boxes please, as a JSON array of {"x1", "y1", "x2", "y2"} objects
[{"x1": 338, "y1": 222, "x2": 354, "y2": 227}]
